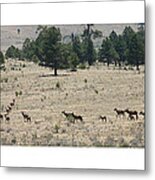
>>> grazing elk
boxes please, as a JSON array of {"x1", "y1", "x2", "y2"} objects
[
  {"x1": 0, "y1": 114, "x2": 3, "y2": 121},
  {"x1": 62, "y1": 111, "x2": 73, "y2": 118},
  {"x1": 125, "y1": 109, "x2": 138, "y2": 120},
  {"x1": 139, "y1": 111, "x2": 145, "y2": 117},
  {"x1": 6, "y1": 106, "x2": 12, "y2": 114},
  {"x1": 4, "y1": 114, "x2": 10, "y2": 123},
  {"x1": 21, "y1": 112, "x2": 31, "y2": 122},
  {"x1": 10, "y1": 99, "x2": 15, "y2": 107},
  {"x1": 62, "y1": 111, "x2": 75, "y2": 123},
  {"x1": 99, "y1": 115, "x2": 107, "y2": 123},
  {"x1": 72, "y1": 113, "x2": 84, "y2": 123},
  {"x1": 128, "y1": 114, "x2": 135, "y2": 121},
  {"x1": 114, "y1": 108, "x2": 125, "y2": 118}
]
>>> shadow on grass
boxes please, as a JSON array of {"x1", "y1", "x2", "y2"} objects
[{"x1": 39, "y1": 73, "x2": 71, "y2": 78}]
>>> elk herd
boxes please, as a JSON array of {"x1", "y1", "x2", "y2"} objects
[
  {"x1": 114, "y1": 108, "x2": 144, "y2": 121},
  {"x1": 0, "y1": 98, "x2": 144, "y2": 127},
  {"x1": 0, "y1": 97, "x2": 32, "y2": 124}
]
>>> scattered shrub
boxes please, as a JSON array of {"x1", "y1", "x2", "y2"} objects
[
  {"x1": 56, "y1": 82, "x2": 60, "y2": 89},
  {"x1": 84, "y1": 78, "x2": 87, "y2": 83},
  {"x1": 94, "y1": 89, "x2": 98, "y2": 94},
  {"x1": 78, "y1": 63, "x2": 86, "y2": 69},
  {"x1": 15, "y1": 91, "x2": 18, "y2": 97},
  {"x1": 54, "y1": 124, "x2": 60, "y2": 134},
  {"x1": 19, "y1": 91, "x2": 22, "y2": 95},
  {"x1": 14, "y1": 77, "x2": 18, "y2": 81}
]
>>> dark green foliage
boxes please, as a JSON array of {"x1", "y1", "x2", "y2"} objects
[
  {"x1": 85, "y1": 38, "x2": 96, "y2": 66},
  {"x1": 7, "y1": 24, "x2": 144, "y2": 71},
  {"x1": 22, "y1": 38, "x2": 36, "y2": 61},
  {"x1": 72, "y1": 36, "x2": 83, "y2": 64},
  {"x1": 99, "y1": 25, "x2": 145, "y2": 68},
  {"x1": 115, "y1": 35, "x2": 127, "y2": 66},
  {"x1": 123, "y1": 26, "x2": 135, "y2": 47},
  {"x1": 60, "y1": 43, "x2": 79, "y2": 69},
  {"x1": 81, "y1": 24, "x2": 101, "y2": 65},
  {"x1": 0, "y1": 51, "x2": 5, "y2": 66},
  {"x1": 126, "y1": 34, "x2": 142, "y2": 70},
  {"x1": 5, "y1": 45, "x2": 21, "y2": 59},
  {"x1": 35, "y1": 26, "x2": 62, "y2": 76},
  {"x1": 99, "y1": 38, "x2": 119, "y2": 66}
]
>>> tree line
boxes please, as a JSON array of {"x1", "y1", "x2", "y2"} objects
[{"x1": 0, "y1": 24, "x2": 145, "y2": 75}]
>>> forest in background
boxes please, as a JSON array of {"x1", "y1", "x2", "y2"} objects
[{"x1": 0, "y1": 23, "x2": 145, "y2": 75}]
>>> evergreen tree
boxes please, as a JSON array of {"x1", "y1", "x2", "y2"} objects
[
  {"x1": 82, "y1": 24, "x2": 102, "y2": 65},
  {"x1": 72, "y1": 35, "x2": 82, "y2": 63},
  {"x1": 123, "y1": 26, "x2": 135, "y2": 48},
  {"x1": 99, "y1": 38, "x2": 119, "y2": 67},
  {"x1": 22, "y1": 38, "x2": 36, "y2": 60},
  {"x1": 0, "y1": 51, "x2": 5, "y2": 66},
  {"x1": 115, "y1": 35, "x2": 127, "y2": 66},
  {"x1": 5, "y1": 45, "x2": 21, "y2": 59},
  {"x1": 35, "y1": 26, "x2": 62, "y2": 76}
]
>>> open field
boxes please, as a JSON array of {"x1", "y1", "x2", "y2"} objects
[{"x1": 0, "y1": 60, "x2": 145, "y2": 147}]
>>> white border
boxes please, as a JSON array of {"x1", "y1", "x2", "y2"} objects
[
  {"x1": 1, "y1": 1, "x2": 144, "y2": 25},
  {"x1": 0, "y1": 1, "x2": 145, "y2": 170},
  {"x1": 1, "y1": 146, "x2": 145, "y2": 170}
]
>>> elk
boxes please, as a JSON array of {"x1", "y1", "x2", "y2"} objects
[
  {"x1": 62, "y1": 111, "x2": 75, "y2": 123},
  {"x1": 10, "y1": 99, "x2": 15, "y2": 107},
  {"x1": 128, "y1": 114, "x2": 135, "y2": 121},
  {"x1": 62, "y1": 111, "x2": 72, "y2": 118},
  {"x1": 0, "y1": 114, "x2": 3, "y2": 121},
  {"x1": 125, "y1": 109, "x2": 138, "y2": 120},
  {"x1": 21, "y1": 112, "x2": 31, "y2": 122},
  {"x1": 114, "y1": 108, "x2": 125, "y2": 118},
  {"x1": 72, "y1": 113, "x2": 84, "y2": 123},
  {"x1": 4, "y1": 114, "x2": 10, "y2": 123},
  {"x1": 6, "y1": 106, "x2": 12, "y2": 114},
  {"x1": 99, "y1": 115, "x2": 107, "y2": 123},
  {"x1": 139, "y1": 111, "x2": 145, "y2": 116}
]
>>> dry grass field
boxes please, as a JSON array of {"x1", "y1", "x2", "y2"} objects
[{"x1": 0, "y1": 60, "x2": 145, "y2": 147}]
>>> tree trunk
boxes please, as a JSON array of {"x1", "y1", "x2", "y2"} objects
[
  {"x1": 54, "y1": 58, "x2": 58, "y2": 76},
  {"x1": 114, "y1": 59, "x2": 117, "y2": 67},
  {"x1": 136, "y1": 60, "x2": 140, "y2": 71},
  {"x1": 107, "y1": 59, "x2": 109, "y2": 67},
  {"x1": 54, "y1": 67, "x2": 57, "y2": 76}
]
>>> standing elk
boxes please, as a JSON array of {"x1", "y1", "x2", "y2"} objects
[
  {"x1": 72, "y1": 113, "x2": 84, "y2": 123},
  {"x1": 114, "y1": 108, "x2": 125, "y2": 118},
  {"x1": 0, "y1": 114, "x2": 3, "y2": 121},
  {"x1": 139, "y1": 111, "x2": 145, "y2": 117},
  {"x1": 125, "y1": 109, "x2": 138, "y2": 120},
  {"x1": 10, "y1": 99, "x2": 15, "y2": 107},
  {"x1": 99, "y1": 115, "x2": 107, "y2": 123},
  {"x1": 6, "y1": 106, "x2": 12, "y2": 114},
  {"x1": 4, "y1": 114, "x2": 10, "y2": 123},
  {"x1": 21, "y1": 112, "x2": 31, "y2": 122}
]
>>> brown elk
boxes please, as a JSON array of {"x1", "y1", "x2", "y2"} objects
[
  {"x1": 128, "y1": 114, "x2": 135, "y2": 121},
  {"x1": 0, "y1": 114, "x2": 3, "y2": 121},
  {"x1": 4, "y1": 114, "x2": 10, "y2": 123},
  {"x1": 6, "y1": 106, "x2": 12, "y2": 114},
  {"x1": 139, "y1": 111, "x2": 145, "y2": 116},
  {"x1": 72, "y1": 113, "x2": 83, "y2": 123},
  {"x1": 114, "y1": 108, "x2": 125, "y2": 118},
  {"x1": 99, "y1": 115, "x2": 107, "y2": 123},
  {"x1": 62, "y1": 111, "x2": 83, "y2": 123},
  {"x1": 125, "y1": 109, "x2": 138, "y2": 120},
  {"x1": 21, "y1": 112, "x2": 31, "y2": 122},
  {"x1": 10, "y1": 99, "x2": 15, "y2": 107}
]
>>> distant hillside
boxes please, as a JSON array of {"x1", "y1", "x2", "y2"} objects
[{"x1": 1, "y1": 24, "x2": 138, "y2": 52}]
